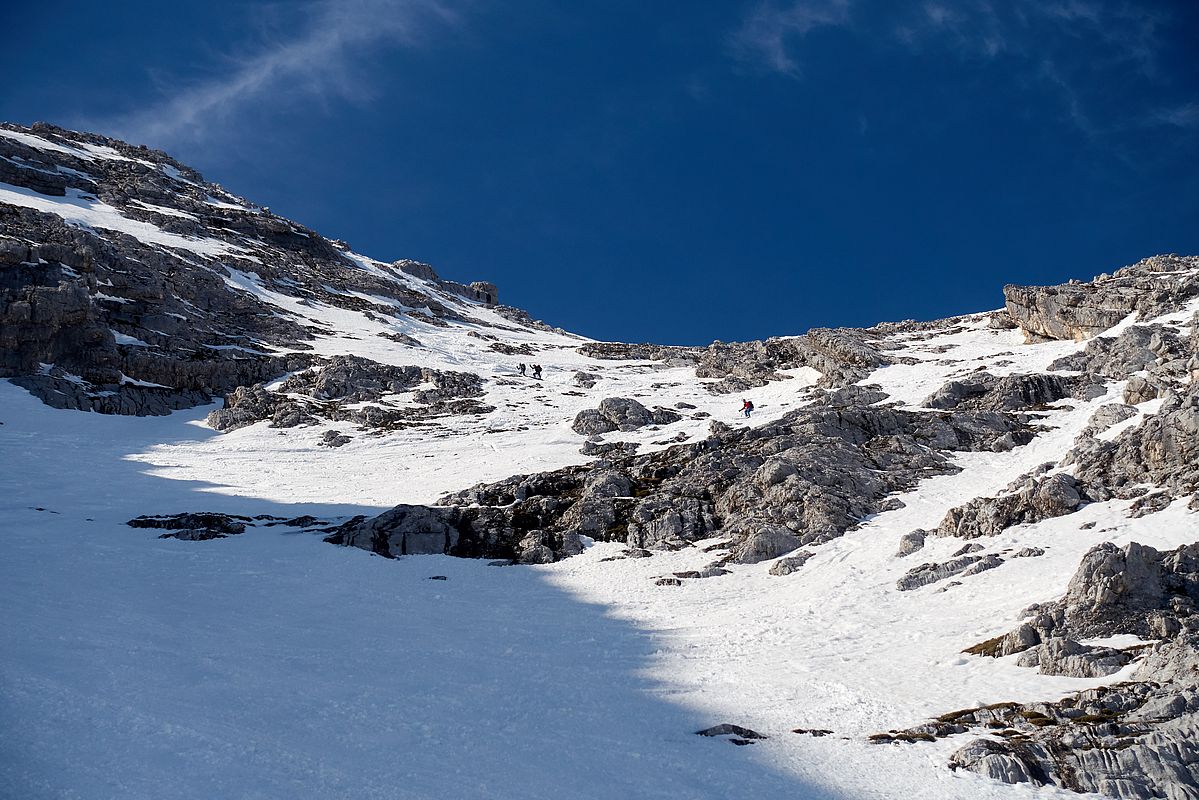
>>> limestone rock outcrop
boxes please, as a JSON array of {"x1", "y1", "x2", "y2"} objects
[
  {"x1": 1004, "y1": 254, "x2": 1199, "y2": 342},
  {"x1": 571, "y1": 397, "x2": 682, "y2": 435},
  {"x1": 0, "y1": 122, "x2": 510, "y2": 416},
  {"x1": 885, "y1": 542, "x2": 1199, "y2": 798},
  {"x1": 578, "y1": 326, "x2": 891, "y2": 394},
  {"x1": 206, "y1": 355, "x2": 490, "y2": 432},
  {"x1": 335, "y1": 394, "x2": 1033, "y2": 563},
  {"x1": 933, "y1": 473, "x2": 1083, "y2": 539}
]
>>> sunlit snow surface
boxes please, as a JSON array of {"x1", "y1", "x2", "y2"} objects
[
  {"x1": 0, "y1": 182, "x2": 242, "y2": 257},
  {"x1": 3, "y1": 263, "x2": 1199, "y2": 798}
]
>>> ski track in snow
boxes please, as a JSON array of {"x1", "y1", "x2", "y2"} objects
[{"x1": 3, "y1": 274, "x2": 1197, "y2": 799}]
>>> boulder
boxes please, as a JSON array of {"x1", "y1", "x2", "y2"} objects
[
  {"x1": 1015, "y1": 637, "x2": 1132, "y2": 678},
  {"x1": 571, "y1": 397, "x2": 682, "y2": 435},
  {"x1": 897, "y1": 555, "x2": 985, "y2": 591},
  {"x1": 935, "y1": 473, "x2": 1082, "y2": 539},
  {"x1": 896, "y1": 529, "x2": 926, "y2": 557},
  {"x1": 769, "y1": 551, "x2": 814, "y2": 576},
  {"x1": 730, "y1": 526, "x2": 803, "y2": 565}
]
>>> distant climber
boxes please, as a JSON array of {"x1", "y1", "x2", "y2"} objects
[
  {"x1": 532, "y1": 364, "x2": 543, "y2": 380},
  {"x1": 518, "y1": 363, "x2": 527, "y2": 376},
  {"x1": 741, "y1": 399, "x2": 754, "y2": 418}
]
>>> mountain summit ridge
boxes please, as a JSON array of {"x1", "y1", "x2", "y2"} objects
[{"x1": 0, "y1": 121, "x2": 526, "y2": 416}]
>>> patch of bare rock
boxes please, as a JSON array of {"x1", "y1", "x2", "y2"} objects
[
  {"x1": 206, "y1": 354, "x2": 493, "y2": 433},
  {"x1": 329, "y1": 391, "x2": 1034, "y2": 563},
  {"x1": 880, "y1": 541, "x2": 1199, "y2": 799}
]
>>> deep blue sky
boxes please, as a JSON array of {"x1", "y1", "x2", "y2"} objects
[{"x1": 2, "y1": 1, "x2": 1197, "y2": 344}]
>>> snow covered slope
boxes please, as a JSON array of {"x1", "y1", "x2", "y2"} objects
[{"x1": 2, "y1": 123, "x2": 1199, "y2": 800}]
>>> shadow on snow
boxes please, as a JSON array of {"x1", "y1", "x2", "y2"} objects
[{"x1": 0, "y1": 381, "x2": 840, "y2": 800}]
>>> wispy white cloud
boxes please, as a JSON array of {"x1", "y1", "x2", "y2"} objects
[
  {"x1": 896, "y1": 0, "x2": 1165, "y2": 76},
  {"x1": 896, "y1": 1, "x2": 1011, "y2": 58},
  {"x1": 730, "y1": 0, "x2": 851, "y2": 77},
  {"x1": 1155, "y1": 102, "x2": 1199, "y2": 128},
  {"x1": 1040, "y1": 0, "x2": 1163, "y2": 75},
  {"x1": 1037, "y1": 57, "x2": 1099, "y2": 138},
  {"x1": 728, "y1": 0, "x2": 1188, "y2": 137},
  {"x1": 106, "y1": 0, "x2": 460, "y2": 149}
]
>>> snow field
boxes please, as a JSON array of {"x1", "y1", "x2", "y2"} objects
[{"x1": 3, "y1": 177, "x2": 1197, "y2": 797}]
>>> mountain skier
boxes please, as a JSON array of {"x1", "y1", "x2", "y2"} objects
[
  {"x1": 741, "y1": 399, "x2": 754, "y2": 418},
  {"x1": 532, "y1": 364, "x2": 543, "y2": 379},
  {"x1": 518, "y1": 363, "x2": 527, "y2": 376}
]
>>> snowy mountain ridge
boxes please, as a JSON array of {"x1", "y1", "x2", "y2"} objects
[{"x1": 2, "y1": 122, "x2": 1199, "y2": 800}]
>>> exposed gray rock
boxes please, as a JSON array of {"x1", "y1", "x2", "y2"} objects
[
  {"x1": 127, "y1": 512, "x2": 247, "y2": 533},
  {"x1": 583, "y1": 469, "x2": 633, "y2": 499},
  {"x1": 817, "y1": 384, "x2": 891, "y2": 409},
  {"x1": 963, "y1": 553, "x2": 1004, "y2": 576},
  {"x1": 941, "y1": 652, "x2": 1199, "y2": 797},
  {"x1": 1072, "y1": 380, "x2": 1199, "y2": 501},
  {"x1": 577, "y1": 341, "x2": 700, "y2": 367},
  {"x1": 578, "y1": 327, "x2": 890, "y2": 394},
  {"x1": 569, "y1": 410, "x2": 615, "y2": 436},
  {"x1": 935, "y1": 473, "x2": 1082, "y2": 539},
  {"x1": 924, "y1": 372, "x2": 1092, "y2": 412},
  {"x1": 0, "y1": 123, "x2": 515, "y2": 417},
  {"x1": 1125, "y1": 375, "x2": 1165, "y2": 405},
  {"x1": 1048, "y1": 542, "x2": 1199, "y2": 640},
  {"x1": 517, "y1": 532, "x2": 555, "y2": 564},
  {"x1": 337, "y1": 398, "x2": 1033, "y2": 563},
  {"x1": 157, "y1": 528, "x2": 232, "y2": 541},
  {"x1": 579, "y1": 439, "x2": 640, "y2": 458},
  {"x1": 570, "y1": 397, "x2": 682, "y2": 435},
  {"x1": 988, "y1": 311, "x2": 1019, "y2": 330},
  {"x1": 330, "y1": 505, "x2": 462, "y2": 556},
  {"x1": 769, "y1": 551, "x2": 814, "y2": 576},
  {"x1": 731, "y1": 526, "x2": 803, "y2": 565},
  {"x1": 206, "y1": 356, "x2": 490, "y2": 432},
  {"x1": 696, "y1": 723, "x2": 768, "y2": 741},
  {"x1": 896, "y1": 529, "x2": 926, "y2": 557},
  {"x1": 127, "y1": 512, "x2": 249, "y2": 539},
  {"x1": 601, "y1": 547, "x2": 653, "y2": 562},
  {"x1": 1083, "y1": 403, "x2": 1138, "y2": 436},
  {"x1": 378, "y1": 331, "x2": 422, "y2": 347},
  {"x1": 393, "y1": 260, "x2": 439, "y2": 282},
  {"x1": 949, "y1": 739, "x2": 1046, "y2": 786},
  {"x1": 883, "y1": 631, "x2": 1199, "y2": 798},
  {"x1": 1004, "y1": 255, "x2": 1199, "y2": 342},
  {"x1": 897, "y1": 555, "x2": 985, "y2": 591},
  {"x1": 1050, "y1": 324, "x2": 1181, "y2": 379},
  {"x1": 572, "y1": 371, "x2": 600, "y2": 388},
  {"x1": 1134, "y1": 635, "x2": 1199, "y2": 686},
  {"x1": 967, "y1": 541, "x2": 1199, "y2": 666},
  {"x1": 12, "y1": 371, "x2": 212, "y2": 416},
  {"x1": 1130, "y1": 491, "x2": 1174, "y2": 518},
  {"x1": 319, "y1": 429, "x2": 352, "y2": 448},
  {"x1": 280, "y1": 355, "x2": 485, "y2": 406},
  {"x1": 207, "y1": 384, "x2": 313, "y2": 431},
  {"x1": 1014, "y1": 636, "x2": 1133, "y2": 677}
]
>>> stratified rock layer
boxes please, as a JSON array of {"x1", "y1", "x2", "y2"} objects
[
  {"x1": 0, "y1": 122, "x2": 512, "y2": 415},
  {"x1": 1004, "y1": 254, "x2": 1199, "y2": 342},
  {"x1": 331, "y1": 395, "x2": 1032, "y2": 562},
  {"x1": 887, "y1": 543, "x2": 1199, "y2": 799}
]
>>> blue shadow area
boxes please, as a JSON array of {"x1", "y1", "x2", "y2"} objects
[{"x1": 0, "y1": 382, "x2": 841, "y2": 799}]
